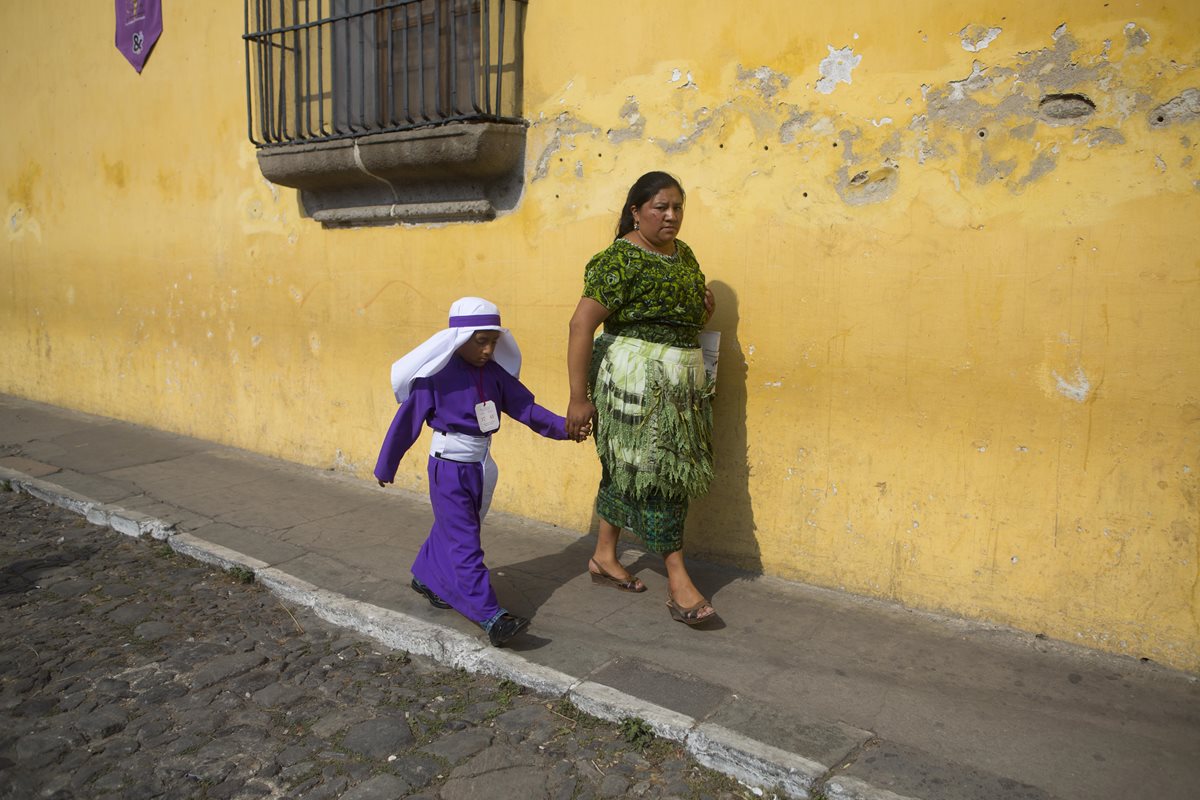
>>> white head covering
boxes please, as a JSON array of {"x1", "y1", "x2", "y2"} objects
[{"x1": 389, "y1": 297, "x2": 522, "y2": 403}]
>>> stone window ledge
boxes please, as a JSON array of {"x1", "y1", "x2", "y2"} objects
[{"x1": 255, "y1": 121, "x2": 526, "y2": 228}]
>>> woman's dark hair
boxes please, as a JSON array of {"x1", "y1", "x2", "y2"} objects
[{"x1": 615, "y1": 171, "x2": 685, "y2": 239}]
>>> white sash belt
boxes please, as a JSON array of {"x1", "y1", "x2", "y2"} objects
[
  {"x1": 430, "y1": 430, "x2": 498, "y2": 519},
  {"x1": 430, "y1": 430, "x2": 491, "y2": 463}
]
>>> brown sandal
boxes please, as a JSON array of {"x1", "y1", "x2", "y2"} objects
[
  {"x1": 666, "y1": 594, "x2": 716, "y2": 625},
  {"x1": 588, "y1": 558, "x2": 647, "y2": 593}
]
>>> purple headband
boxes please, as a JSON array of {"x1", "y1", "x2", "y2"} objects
[{"x1": 449, "y1": 313, "x2": 501, "y2": 328}]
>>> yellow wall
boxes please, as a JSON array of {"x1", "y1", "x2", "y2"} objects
[{"x1": 3, "y1": 2, "x2": 1197, "y2": 670}]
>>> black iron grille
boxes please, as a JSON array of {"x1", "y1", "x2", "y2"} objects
[{"x1": 244, "y1": 0, "x2": 527, "y2": 147}]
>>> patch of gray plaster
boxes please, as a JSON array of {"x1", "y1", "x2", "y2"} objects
[
  {"x1": 531, "y1": 113, "x2": 600, "y2": 182},
  {"x1": 1124, "y1": 23, "x2": 1150, "y2": 51},
  {"x1": 780, "y1": 111, "x2": 814, "y2": 144},
  {"x1": 1086, "y1": 128, "x2": 1126, "y2": 148},
  {"x1": 837, "y1": 130, "x2": 860, "y2": 164},
  {"x1": 816, "y1": 46, "x2": 861, "y2": 95},
  {"x1": 836, "y1": 165, "x2": 898, "y2": 206},
  {"x1": 1009, "y1": 121, "x2": 1037, "y2": 140},
  {"x1": 1017, "y1": 151, "x2": 1058, "y2": 187},
  {"x1": 948, "y1": 61, "x2": 991, "y2": 102},
  {"x1": 658, "y1": 111, "x2": 718, "y2": 154},
  {"x1": 1014, "y1": 27, "x2": 1099, "y2": 94},
  {"x1": 738, "y1": 65, "x2": 790, "y2": 99},
  {"x1": 1053, "y1": 367, "x2": 1091, "y2": 403},
  {"x1": 1148, "y1": 89, "x2": 1200, "y2": 128},
  {"x1": 977, "y1": 151, "x2": 1017, "y2": 185},
  {"x1": 960, "y1": 24, "x2": 1002, "y2": 52},
  {"x1": 879, "y1": 131, "x2": 904, "y2": 159},
  {"x1": 531, "y1": 138, "x2": 561, "y2": 182},
  {"x1": 608, "y1": 98, "x2": 646, "y2": 144}
]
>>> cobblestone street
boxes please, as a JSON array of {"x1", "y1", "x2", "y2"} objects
[{"x1": 0, "y1": 485, "x2": 754, "y2": 800}]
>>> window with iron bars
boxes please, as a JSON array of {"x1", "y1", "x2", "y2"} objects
[
  {"x1": 245, "y1": 0, "x2": 527, "y2": 145},
  {"x1": 243, "y1": 0, "x2": 529, "y2": 226}
]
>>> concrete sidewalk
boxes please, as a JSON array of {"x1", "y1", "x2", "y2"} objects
[{"x1": 1, "y1": 394, "x2": 1196, "y2": 800}]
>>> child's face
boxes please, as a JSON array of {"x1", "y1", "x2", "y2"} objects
[{"x1": 455, "y1": 330, "x2": 501, "y2": 367}]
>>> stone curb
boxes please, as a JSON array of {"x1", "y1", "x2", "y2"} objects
[
  {"x1": 687, "y1": 723, "x2": 826, "y2": 799},
  {"x1": 569, "y1": 680, "x2": 697, "y2": 742},
  {"x1": 824, "y1": 776, "x2": 922, "y2": 800},
  {"x1": 0, "y1": 469, "x2": 176, "y2": 540},
  {"x1": 1, "y1": 470, "x2": 909, "y2": 800}
]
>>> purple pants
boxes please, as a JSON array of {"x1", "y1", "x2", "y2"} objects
[{"x1": 411, "y1": 456, "x2": 500, "y2": 624}]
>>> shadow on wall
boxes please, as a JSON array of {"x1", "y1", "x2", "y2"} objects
[{"x1": 687, "y1": 281, "x2": 762, "y2": 575}]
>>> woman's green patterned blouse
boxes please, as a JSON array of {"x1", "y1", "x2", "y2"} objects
[{"x1": 582, "y1": 238, "x2": 707, "y2": 348}]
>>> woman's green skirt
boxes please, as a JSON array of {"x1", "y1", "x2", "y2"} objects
[{"x1": 589, "y1": 333, "x2": 714, "y2": 554}]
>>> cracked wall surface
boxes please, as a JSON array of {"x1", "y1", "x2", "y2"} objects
[{"x1": 2, "y1": 2, "x2": 1198, "y2": 671}]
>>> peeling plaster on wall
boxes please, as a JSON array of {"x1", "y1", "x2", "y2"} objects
[
  {"x1": 836, "y1": 129, "x2": 861, "y2": 165},
  {"x1": 977, "y1": 151, "x2": 1017, "y2": 185},
  {"x1": 1086, "y1": 127, "x2": 1126, "y2": 147},
  {"x1": 531, "y1": 112, "x2": 600, "y2": 181},
  {"x1": 737, "y1": 64, "x2": 790, "y2": 99},
  {"x1": 1018, "y1": 150, "x2": 1059, "y2": 187},
  {"x1": 948, "y1": 61, "x2": 995, "y2": 103},
  {"x1": 960, "y1": 24, "x2": 1002, "y2": 52},
  {"x1": 1009, "y1": 121, "x2": 1037, "y2": 140},
  {"x1": 836, "y1": 165, "x2": 899, "y2": 206},
  {"x1": 1124, "y1": 23, "x2": 1151, "y2": 51},
  {"x1": 669, "y1": 68, "x2": 698, "y2": 90},
  {"x1": 779, "y1": 111, "x2": 814, "y2": 144},
  {"x1": 607, "y1": 98, "x2": 646, "y2": 144},
  {"x1": 658, "y1": 109, "x2": 720, "y2": 154},
  {"x1": 533, "y1": 22, "x2": 1185, "y2": 211},
  {"x1": 816, "y1": 46, "x2": 862, "y2": 95},
  {"x1": 531, "y1": 136, "x2": 560, "y2": 182},
  {"x1": 1148, "y1": 89, "x2": 1200, "y2": 128},
  {"x1": 1054, "y1": 367, "x2": 1092, "y2": 403},
  {"x1": 879, "y1": 131, "x2": 904, "y2": 159},
  {"x1": 1014, "y1": 28, "x2": 1101, "y2": 94}
]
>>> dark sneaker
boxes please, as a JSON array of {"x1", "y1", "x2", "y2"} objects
[
  {"x1": 486, "y1": 613, "x2": 530, "y2": 647},
  {"x1": 411, "y1": 578, "x2": 451, "y2": 609}
]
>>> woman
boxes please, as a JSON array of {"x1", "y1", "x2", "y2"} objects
[{"x1": 566, "y1": 171, "x2": 718, "y2": 625}]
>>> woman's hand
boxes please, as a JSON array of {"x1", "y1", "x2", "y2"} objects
[
  {"x1": 704, "y1": 286, "x2": 716, "y2": 323},
  {"x1": 566, "y1": 398, "x2": 596, "y2": 442},
  {"x1": 567, "y1": 297, "x2": 610, "y2": 442}
]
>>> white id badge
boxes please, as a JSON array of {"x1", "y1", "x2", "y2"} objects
[{"x1": 475, "y1": 400, "x2": 500, "y2": 433}]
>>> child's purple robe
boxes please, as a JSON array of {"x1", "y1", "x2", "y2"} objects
[{"x1": 374, "y1": 356, "x2": 567, "y2": 623}]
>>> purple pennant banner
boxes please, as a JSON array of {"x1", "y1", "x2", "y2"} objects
[{"x1": 115, "y1": 0, "x2": 162, "y2": 73}]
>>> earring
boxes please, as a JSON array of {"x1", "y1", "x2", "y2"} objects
[{"x1": 633, "y1": 220, "x2": 640, "y2": 230}]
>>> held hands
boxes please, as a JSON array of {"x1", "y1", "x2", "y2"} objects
[{"x1": 566, "y1": 398, "x2": 596, "y2": 443}]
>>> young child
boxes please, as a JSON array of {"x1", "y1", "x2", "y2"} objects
[{"x1": 374, "y1": 297, "x2": 585, "y2": 646}]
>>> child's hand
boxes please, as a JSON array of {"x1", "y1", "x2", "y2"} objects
[{"x1": 573, "y1": 422, "x2": 592, "y2": 442}]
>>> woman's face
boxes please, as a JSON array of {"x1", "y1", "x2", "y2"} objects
[{"x1": 633, "y1": 187, "x2": 684, "y2": 249}]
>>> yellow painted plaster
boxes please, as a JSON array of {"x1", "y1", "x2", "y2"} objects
[{"x1": 1, "y1": 1, "x2": 1197, "y2": 670}]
